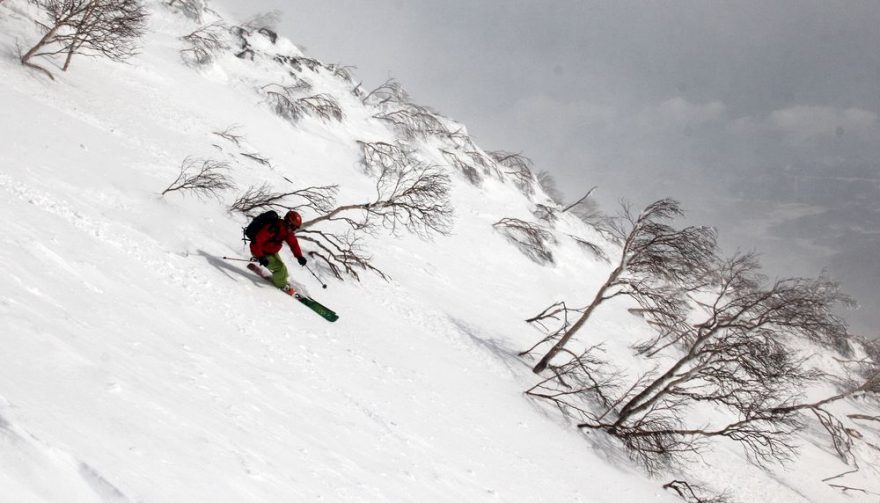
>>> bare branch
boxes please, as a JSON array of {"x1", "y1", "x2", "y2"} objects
[
  {"x1": 297, "y1": 229, "x2": 388, "y2": 282},
  {"x1": 262, "y1": 84, "x2": 342, "y2": 123},
  {"x1": 493, "y1": 217, "x2": 556, "y2": 265},
  {"x1": 562, "y1": 186, "x2": 598, "y2": 213},
  {"x1": 180, "y1": 22, "x2": 228, "y2": 66},
  {"x1": 22, "y1": 0, "x2": 148, "y2": 77},
  {"x1": 489, "y1": 150, "x2": 536, "y2": 197},
  {"x1": 373, "y1": 103, "x2": 448, "y2": 140},
  {"x1": 569, "y1": 235, "x2": 609, "y2": 263},
  {"x1": 163, "y1": 0, "x2": 206, "y2": 22},
  {"x1": 239, "y1": 152, "x2": 271, "y2": 167},
  {"x1": 212, "y1": 124, "x2": 244, "y2": 147},
  {"x1": 532, "y1": 199, "x2": 718, "y2": 373},
  {"x1": 303, "y1": 162, "x2": 453, "y2": 239},
  {"x1": 357, "y1": 140, "x2": 415, "y2": 176},
  {"x1": 361, "y1": 77, "x2": 409, "y2": 106},
  {"x1": 229, "y1": 183, "x2": 339, "y2": 217},
  {"x1": 537, "y1": 170, "x2": 565, "y2": 206},
  {"x1": 663, "y1": 480, "x2": 732, "y2": 503},
  {"x1": 441, "y1": 149, "x2": 482, "y2": 185},
  {"x1": 161, "y1": 157, "x2": 235, "y2": 199}
]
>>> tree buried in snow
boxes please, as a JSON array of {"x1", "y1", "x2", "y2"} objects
[{"x1": 21, "y1": 0, "x2": 148, "y2": 80}]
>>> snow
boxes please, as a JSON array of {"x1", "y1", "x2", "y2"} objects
[{"x1": 1, "y1": 1, "x2": 878, "y2": 502}]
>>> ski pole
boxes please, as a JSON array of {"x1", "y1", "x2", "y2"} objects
[
  {"x1": 305, "y1": 263, "x2": 328, "y2": 289},
  {"x1": 222, "y1": 256, "x2": 254, "y2": 262}
]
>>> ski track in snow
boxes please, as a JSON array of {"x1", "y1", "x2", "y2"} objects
[{"x1": 0, "y1": 401, "x2": 132, "y2": 503}]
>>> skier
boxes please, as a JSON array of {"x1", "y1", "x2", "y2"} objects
[{"x1": 249, "y1": 210, "x2": 308, "y2": 292}]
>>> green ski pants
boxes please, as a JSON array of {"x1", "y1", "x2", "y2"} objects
[{"x1": 264, "y1": 253, "x2": 289, "y2": 289}]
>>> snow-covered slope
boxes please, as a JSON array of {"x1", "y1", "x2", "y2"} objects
[{"x1": 0, "y1": 2, "x2": 877, "y2": 502}]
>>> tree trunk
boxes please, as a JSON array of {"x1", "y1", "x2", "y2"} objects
[
  {"x1": 20, "y1": 25, "x2": 64, "y2": 80},
  {"x1": 532, "y1": 267, "x2": 621, "y2": 373}
]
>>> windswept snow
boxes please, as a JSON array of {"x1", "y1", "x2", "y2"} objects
[{"x1": 1, "y1": 1, "x2": 878, "y2": 502}]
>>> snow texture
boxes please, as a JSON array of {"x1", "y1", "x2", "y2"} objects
[{"x1": 0, "y1": 1, "x2": 878, "y2": 502}]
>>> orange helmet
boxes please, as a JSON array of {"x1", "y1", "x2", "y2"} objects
[{"x1": 284, "y1": 210, "x2": 302, "y2": 229}]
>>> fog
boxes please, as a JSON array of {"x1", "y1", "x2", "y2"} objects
[{"x1": 218, "y1": 0, "x2": 880, "y2": 337}]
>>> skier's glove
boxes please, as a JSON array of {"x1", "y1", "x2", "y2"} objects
[
  {"x1": 297, "y1": 256, "x2": 308, "y2": 266},
  {"x1": 255, "y1": 256, "x2": 269, "y2": 267}
]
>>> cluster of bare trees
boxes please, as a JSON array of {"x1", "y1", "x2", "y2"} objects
[
  {"x1": 20, "y1": 0, "x2": 148, "y2": 79},
  {"x1": 521, "y1": 197, "x2": 866, "y2": 475}
]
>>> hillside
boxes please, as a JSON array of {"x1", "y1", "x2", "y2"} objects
[{"x1": 1, "y1": 1, "x2": 878, "y2": 502}]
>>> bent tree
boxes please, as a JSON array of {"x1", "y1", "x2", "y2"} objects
[{"x1": 530, "y1": 199, "x2": 717, "y2": 373}]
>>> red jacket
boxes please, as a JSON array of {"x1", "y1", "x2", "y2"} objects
[{"x1": 249, "y1": 219, "x2": 303, "y2": 259}]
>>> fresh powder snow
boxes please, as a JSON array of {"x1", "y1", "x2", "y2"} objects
[{"x1": 1, "y1": 1, "x2": 878, "y2": 502}]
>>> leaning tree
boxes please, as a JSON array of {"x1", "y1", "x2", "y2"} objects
[
  {"x1": 21, "y1": 0, "x2": 148, "y2": 79},
  {"x1": 528, "y1": 199, "x2": 717, "y2": 373}
]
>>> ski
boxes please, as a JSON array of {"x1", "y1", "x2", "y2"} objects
[{"x1": 247, "y1": 263, "x2": 339, "y2": 322}]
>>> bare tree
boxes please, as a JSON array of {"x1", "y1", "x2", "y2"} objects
[
  {"x1": 569, "y1": 235, "x2": 608, "y2": 263},
  {"x1": 464, "y1": 148, "x2": 503, "y2": 179},
  {"x1": 180, "y1": 22, "x2": 228, "y2": 66},
  {"x1": 488, "y1": 150, "x2": 536, "y2": 197},
  {"x1": 303, "y1": 162, "x2": 453, "y2": 239},
  {"x1": 297, "y1": 94, "x2": 343, "y2": 121},
  {"x1": 441, "y1": 149, "x2": 482, "y2": 185},
  {"x1": 537, "y1": 170, "x2": 565, "y2": 205},
  {"x1": 274, "y1": 54, "x2": 323, "y2": 73},
  {"x1": 361, "y1": 77, "x2": 408, "y2": 106},
  {"x1": 212, "y1": 124, "x2": 244, "y2": 147},
  {"x1": 22, "y1": 0, "x2": 148, "y2": 80},
  {"x1": 325, "y1": 63, "x2": 356, "y2": 83},
  {"x1": 532, "y1": 203, "x2": 557, "y2": 223},
  {"x1": 163, "y1": 0, "x2": 206, "y2": 21},
  {"x1": 663, "y1": 480, "x2": 731, "y2": 503},
  {"x1": 300, "y1": 162, "x2": 452, "y2": 278},
  {"x1": 162, "y1": 158, "x2": 235, "y2": 199},
  {"x1": 493, "y1": 217, "x2": 556, "y2": 265},
  {"x1": 530, "y1": 199, "x2": 717, "y2": 373},
  {"x1": 239, "y1": 152, "x2": 271, "y2": 167},
  {"x1": 373, "y1": 103, "x2": 449, "y2": 140},
  {"x1": 262, "y1": 84, "x2": 342, "y2": 123},
  {"x1": 357, "y1": 140, "x2": 415, "y2": 176}
]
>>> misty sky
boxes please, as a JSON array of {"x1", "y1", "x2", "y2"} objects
[{"x1": 218, "y1": 1, "x2": 880, "y2": 337}]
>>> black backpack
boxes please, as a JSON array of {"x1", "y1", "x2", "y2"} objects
[{"x1": 243, "y1": 210, "x2": 279, "y2": 242}]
